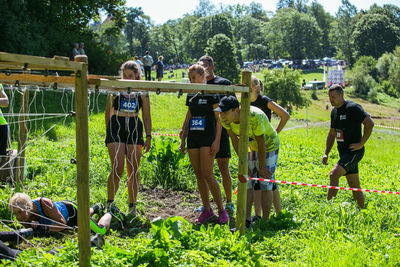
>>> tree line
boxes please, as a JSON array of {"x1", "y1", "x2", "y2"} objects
[{"x1": 1, "y1": 0, "x2": 399, "y2": 78}]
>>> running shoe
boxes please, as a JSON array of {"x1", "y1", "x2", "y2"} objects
[
  {"x1": 225, "y1": 202, "x2": 234, "y2": 214},
  {"x1": 129, "y1": 205, "x2": 136, "y2": 217},
  {"x1": 194, "y1": 205, "x2": 204, "y2": 212},
  {"x1": 91, "y1": 203, "x2": 104, "y2": 215},
  {"x1": 109, "y1": 205, "x2": 126, "y2": 228},
  {"x1": 90, "y1": 233, "x2": 105, "y2": 249},
  {"x1": 195, "y1": 208, "x2": 216, "y2": 224},
  {"x1": 218, "y1": 209, "x2": 229, "y2": 224}
]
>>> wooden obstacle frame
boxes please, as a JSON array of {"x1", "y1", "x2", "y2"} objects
[{"x1": 0, "y1": 51, "x2": 251, "y2": 266}]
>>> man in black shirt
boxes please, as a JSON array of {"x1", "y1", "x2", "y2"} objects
[
  {"x1": 198, "y1": 55, "x2": 234, "y2": 214},
  {"x1": 322, "y1": 85, "x2": 374, "y2": 208}
]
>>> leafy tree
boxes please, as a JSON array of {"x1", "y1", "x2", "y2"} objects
[
  {"x1": 352, "y1": 13, "x2": 400, "y2": 59},
  {"x1": 309, "y1": 1, "x2": 335, "y2": 57},
  {"x1": 194, "y1": 0, "x2": 217, "y2": 17},
  {"x1": 388, "y1": 46, "x2": 400, "y2": 96},
  {"x1": 149, "y1": 24, "x2": 180, "y2": 64},
  {"x1": 351, "y1": 56, "x2": 377, "y2": 96},
  {"x1": 267, "y1": 9, "x2": 322, "y2": 60},
  {"x1": 330, "y1": 0, "x2": 357, "y2": 65},
  {"x1": 376, "y1": 52, "x2": 394, "y2": 81},
  {"x1": 125, "y1": 7, "x2": 151, "y2": 57},
  {"x1": 205, "y1": 34, "x2": 241, "y2": 83},
  {"x1": 276, "y1": 0, "x2": 309, "y2": 13},
  {"x1": 188, "y1": 13, "x2": 234, "y2": 60},
  {"x1": 263, "y1": 66, "x2": 306, "y2": 108}
]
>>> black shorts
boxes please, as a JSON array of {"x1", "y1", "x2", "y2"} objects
[
  {"x1": 338, "y1": 148, "x2": 364, "y2": 175},
  {"x1": 105, "y1": 115, "x2": 144, "y2": 145},
  {"x1": 187, "y1": 130, "x2": 215, "y2": 149},
  {"x1": 0, "y1": 125, "x2": 8, "y2": 156},
  {"x1": 60, "y1": 201, "x2": 78, "y2": 227},
  {"x1": 215, "y1": 127, "x2": 231, "y2": 159}
]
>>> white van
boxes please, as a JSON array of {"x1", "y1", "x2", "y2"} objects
[{"x1": 304, "y1": 81, "x2": 326, "y2": 90}]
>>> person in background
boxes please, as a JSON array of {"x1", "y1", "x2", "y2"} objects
[
  {"x1": 322, "y1": 84, "x2": 374, "y2": 209},
  {"x1": 0, "y1": 84, "x2": 9, "y2": 156},
  {"x1": 105, "y1": 60, "x2": 152, "y2": 216},
  {"x1": 179, "y1": 64, "x2": 228, "y2": 225},
  {"x1": 142, "y1": 51, "x2": 154, "y2": 81},
  {"x1": 250, "y1": 76, "x2": 289, "y2": 223},
  {"x1": 78, "y1": 42, "x2": 85, "y2": 55},
  {"x1": 155, "y1": 56, "x2": 164, "y2": 81},
  {"x1": 72, "y1": 43, "x2": 80, "y2": 59}
]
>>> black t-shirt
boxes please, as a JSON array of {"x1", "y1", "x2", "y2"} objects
[
  {"x1": 331, "y1": 100, "x2": 369, "y2": 153},
  {"x1": 113, "y1": 93, "x2": 143, "y2": 113},
  {"x1": 251, "y1": 94, "x2": 272, "y2": 121},
  {"x1": 186, "y1": 93, "x2": 219, "y2": 134},
  {"x1": 207, "y1": 75, "x2": 233, "y2": 101}
]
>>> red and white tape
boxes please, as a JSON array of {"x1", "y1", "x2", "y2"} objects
[
  {"x1": 376, "y1": 125, "x2": 400, "y2": 131},
  {"x1": 150, "y1": 132, "x2": 180, "y2": 137},
  {"x1": 236, "y1": 175, "x2": 400, "y2": 195}
]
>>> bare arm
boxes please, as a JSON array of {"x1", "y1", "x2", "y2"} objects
[
  {"x1": 210, "y1": 104, "x2": 222, "y2": 155},
  {"x1": 322, "y1": 128, "x2": 336, "y2": 165},
  {"x1": 39, "y1": 198, "x2": 67, "y2": 232},
  {"x1": 105, "y1": 94, "x2": 114, "y2": 126},
  {"x1": 227, "y1": 129, "x2": 239, "y2": 155},
  {"x1": 179, "y1": 109, "x2": 192, "y2": 154},
  {"x1": 0, "y1": 87, "x2": 9, "y2": 107},
  {"x1": 349, "y1": 116, "x2": 374, "y2": 151},
  {"x1": 141, "y1": 93, "x2": 152, "y2": 153},
  {"x1": 267, "y1": 101, "x2": 289, "y2": 134},
  {"x1": 254, "y1": 134, "x2": 272, "y2": 179}
]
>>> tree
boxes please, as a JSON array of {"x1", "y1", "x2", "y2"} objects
[
  {"x1": 388, "y1": 46, "x2": 400, "y2": 96},
  {"x1": 125, "y1": 7, "x2": 151, "y2": 57},
  {"x1": 376, "y1": 52, "x2": 395, "y2": 81},
  {"x1": 263, "y1": 66, "x2": 307, "y2": 108},
  {"x1": 205, "y1": 34, "x2": 241, "y2": 83},
  {"x1": 276, "y1": 0, "x2": 309, "y2": 13},
  {"x1": 267, "y1": 9, "x2": 322, "y2": 60},
  {"x1": 194, "y1": 0, "x2": 217, "y2": 17},
  {"x1": 352, "y1": 13, "x2": 400, "y2": 59},
  {"x1": 309, "y1": 1, "x2": 335, "y2": 57},
  {"x1": 330, "y1": 0, "x2": 357, "y2": 65}
]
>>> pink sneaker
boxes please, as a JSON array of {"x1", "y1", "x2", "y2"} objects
[
  {"x1": 218, "y1": 209, "x2": 229, "y2": 224},
  {"x1": 195, "y1": 208, "x2": 216, "y2": 224}
]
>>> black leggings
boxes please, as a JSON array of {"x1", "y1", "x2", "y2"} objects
[{"x1": 0, "y1": 240, "x2": 21, "y2": 261}]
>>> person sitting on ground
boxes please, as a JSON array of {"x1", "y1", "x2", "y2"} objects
[
  {"x1": 216, "y1": 96, "x2": 280, "y2": 226},
  {"x1": 0, "y1": 192, "x2": 126, "y2": 260}
]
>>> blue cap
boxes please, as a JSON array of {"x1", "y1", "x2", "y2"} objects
[{"x1": 214, "y1": 95, "x2": 239, "y2": 112}]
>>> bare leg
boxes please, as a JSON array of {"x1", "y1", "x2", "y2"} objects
[
  {"x1": 254, "y1": 190, "x2": 262, "y2": 217},
  {"x1": 327, "y1": 164, "x2": 346, "y2": 201},
  {"x1": 346, "y1": 173, "x2": 365, "y2": 208},
  {"x1": 273, "y1": 189, "x2": 282, "y2": 214},
  {"x1": 188, "y1": 148, "x2": 210, "y2": 211},
  {"x1": 200, "y1": 147, "x2": 224, "y2": 211},
  {"x1": 107, "y1": 143, "x2": 126, "y2": 201},
  {"x1": 261, "y1": 191, "x2": 273, "y2": 220},
  {"x1": 246, "y1": 188, "x2": 254, "y2": 220},
  {"x1": 217, "y1": 157, "x2": 232, "y2": 203},
  {"x1": 126, "y1": 144, "x2": 142, "y2": 205}
]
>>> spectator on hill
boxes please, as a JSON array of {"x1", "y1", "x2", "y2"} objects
[
  {"x1": 155, "y1": 56, "x2": 164, "y2": 81},
  {"x1": 322, "y1": 84, "x2": 374, "y2": 209},
  {"x1": 142, "y1": 51, "x2": 154, "y2": 81},
  {"x1": 105, "y1": 60, "x2": 152, "y2": 216},
  {"x1": 249, "y1": 76, "x2": 289, "y2": 224},
  {"x1": 179, "y1": 64, "x2": 228, "y2": 225}
]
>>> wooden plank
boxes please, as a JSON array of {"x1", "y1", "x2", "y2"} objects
[
  {"x1": 88, "y1": 78, "x2": 249, "y2": 93},
  {"x1": 74, "y1": 56, "x2": 90, "y2": 267},
  {"x1": 0, "y1": 52, "x2": 83, "y2": 71},
  {"x1": 236, "y1": 71, "x2": 251, "y2": 235}
]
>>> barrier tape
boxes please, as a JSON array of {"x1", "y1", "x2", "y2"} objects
[
  {"x1": 241, "y1": 175, "x2": 400, "y2": 195},
  {"x1": 151, "y1": 132, "x2": 179, "y2": 137},
  {"x1": 376, "y1": 125, "x2": 400, "y2": 131}
]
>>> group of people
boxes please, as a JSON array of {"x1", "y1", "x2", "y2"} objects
[
  {"x1": 1, "y1": 53, "x2": 374, "y2": 260},
  {"x1": 134, "y1": 51, "x2": 164, "y2": 81},
  {"x1": 72, "y1": 42, "x2": 85, "y2": 60}
]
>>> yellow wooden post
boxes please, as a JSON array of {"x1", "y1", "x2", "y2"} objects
[
  {"x1": 236, "y1": 71, "x2": 251, "y2": 235},
  {"x1": 74, "y1": 55, "x2": 90, "y2": 267},
  {"x1": 16, "y1": 88, "x2": 29, "y2": 188}
]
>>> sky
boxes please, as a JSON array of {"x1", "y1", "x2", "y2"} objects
[{"x1": 126, "y1": 0, "x2": 399, "y2": 24}]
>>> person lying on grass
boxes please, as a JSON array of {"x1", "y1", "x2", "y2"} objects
[{"x1": 0, "y1": 193, "x2": 126, "y2": 260}]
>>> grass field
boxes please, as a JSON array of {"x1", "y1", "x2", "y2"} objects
[{"x1": 1, "y1": 81, "x2": 400, "y2": 265}]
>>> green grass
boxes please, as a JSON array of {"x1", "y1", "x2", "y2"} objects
[{"x1": 1, "y1": 86, "x2": 400, "y2": 265}]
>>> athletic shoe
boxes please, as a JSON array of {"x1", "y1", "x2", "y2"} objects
[
  {"x1": 194, "y1": 205, "x2": 204, "y2": 212},
  {"x1": 225, "y1": 202, "x2": 234, "y2": 214},
  {"x1": 18, "y1": 228, "x2": 34, "y2": 239},
  {"x1": 91, "y1": 203, "x2": 104, "y2": 215},
  {"x1": 90, "y1": 234, "x2": 105, "y2": 249},
  {"x1": 195, "y1": 208, "x2": 216, "y2": 224},
  {"x1": 218, "y1": 209, "x2": 229, "y2": 224},
  {"x1": 129, "y1": 205, "x2": 136, "y2": 217},
  {"x1": 109, "y1": 205, "x2": 126, "y2": 227}
]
